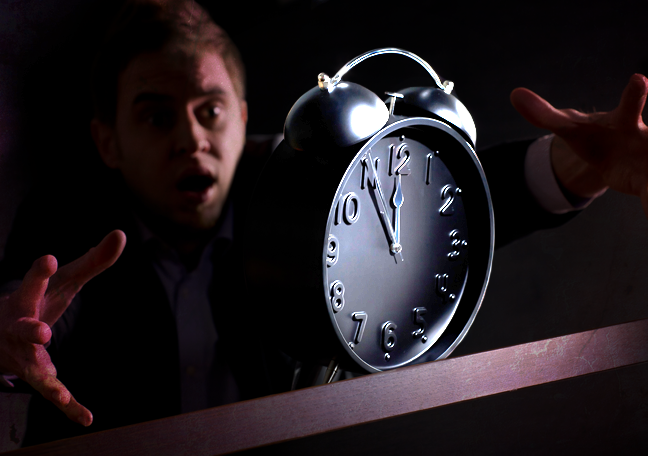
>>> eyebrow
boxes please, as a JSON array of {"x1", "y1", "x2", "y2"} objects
[{"x1": 132, "y1": 88, "x2": 227, "y2": 106}]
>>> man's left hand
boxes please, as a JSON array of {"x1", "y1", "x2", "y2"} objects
[{"x1": 511, "y1": 74, "x2": 648, "y2": 216}]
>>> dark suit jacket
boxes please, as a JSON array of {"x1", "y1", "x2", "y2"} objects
[{"x1": 0, "y1": 138, "x2": 576, "y2": 446}]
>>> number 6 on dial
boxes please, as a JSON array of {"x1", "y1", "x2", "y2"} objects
[{"x1": 382, "y1": 321, "x2": 397, "y2": 352}]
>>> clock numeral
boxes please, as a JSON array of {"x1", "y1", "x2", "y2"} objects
[
  {"x1": 381, "y1": 321, "x2": 398, "y2": 353},
  {"x1": 334, "y1": 192, "x2": 361, "y2": 225},
  {"x1": 329, "y1": 280, "x2": 345, "y2": 313},
  {"x1": 343, "y1": 193, "x2": 360, "y2": 224},
  {"x1": 447, "y1": 229, "x2": 468, "y2": 260},
  {"x1": 425, "y1": 151, "x2": 439, "y2": 185},
  {"x1": 351, "y1": 311, "x2": 367, "y2": 344},
  {"x1": 361, "y1": 155, "x2": 380, "y2": 189},
  {"x1": 334, "y1": 195, "x2": 341, "y2": 225},
  {"x1": 326, "y1": 234, "x2": 340, "y2": 267},
  {"x1": 440, "y1": 185, "x2": 461, "y2": 216},
  {"x1": 436, "y1": 273, "x2": 456, "y2": 302},
  {"x1": 412, "y1": 307, "x2": 427, "y2": 339},
  {"x1": 436, "y1": 273, "x2": 448, "y2": 295},
  {"x1": 390, "y1": 143, "x2": 411, "y2": 176}
]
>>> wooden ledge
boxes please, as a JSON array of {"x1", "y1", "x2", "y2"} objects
[{"x1": 8, "y1": 318, "x2": 648, "y2": 455}]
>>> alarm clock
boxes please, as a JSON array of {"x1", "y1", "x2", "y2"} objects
[{"x1": 244, "y1": 49, "x2": 493, "y2": 373}]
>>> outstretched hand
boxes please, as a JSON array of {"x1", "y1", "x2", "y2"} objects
[
  {"x1": 511, "y1": 74, "x2": 648, "y2": 215},
  {"x1": 0, "y1": 230, "x2": 126, "y2": 426}
]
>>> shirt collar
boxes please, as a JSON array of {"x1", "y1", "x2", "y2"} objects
[
  {"x1": 135, "y1": 200, "x2": 234, "y2": 245},
  {"x1": 134, "y1": 200, "x2": 234, "y2": 266}
]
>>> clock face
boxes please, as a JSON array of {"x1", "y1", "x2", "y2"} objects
[{"x1": 323, "y1": 118, "x2": 483, "y2": 372}]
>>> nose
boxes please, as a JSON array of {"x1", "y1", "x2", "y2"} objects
[{"x1": 173, "y1": 110, "x2": 211, "y2": 157}]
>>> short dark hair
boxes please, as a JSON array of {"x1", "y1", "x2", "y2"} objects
[{"x1": 91, "y1": 0, "x2": 246, "y2": 124}]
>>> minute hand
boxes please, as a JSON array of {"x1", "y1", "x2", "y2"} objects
[
  {"x1": 366, "y1": 152, "x2": 403, "y2": 262},
  {"x1": 392, "y1": 174, "x2": 403, "y2": 245}
]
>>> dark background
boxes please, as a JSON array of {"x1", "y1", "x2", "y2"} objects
[{"x1": 1, "y1": 0, "x2": 648, "y2": 451}]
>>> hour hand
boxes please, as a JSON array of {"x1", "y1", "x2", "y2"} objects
[{"x1": 364, "y1": 152, "x2": 403, "y2": 262}]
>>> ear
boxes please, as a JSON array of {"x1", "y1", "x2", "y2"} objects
[
  {"x1": 91, "y1": 119, "x2": 121, "y2": 169},
  {"x1": 239, "y1": 100, "x2": 248, "y2": 125}
]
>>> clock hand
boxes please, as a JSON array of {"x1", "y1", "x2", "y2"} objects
[
  {"x1": 365, "y1": 152, "x2": 403, "y2": 262},
  {"x1": 392, "y1": 174, "x2": 403, "y2": 245}
]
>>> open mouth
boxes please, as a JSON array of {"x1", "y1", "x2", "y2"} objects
[{"x1": 176, "y1": 174, "x2": 216, "y2": 193}]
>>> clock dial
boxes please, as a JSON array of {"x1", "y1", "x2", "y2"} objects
[{"x1": 323, "y1": 119, "x2": 478, "y2": 371}]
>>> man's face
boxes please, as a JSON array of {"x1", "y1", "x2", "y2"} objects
[{"x1": 96, "y1": 45, "x2": 247, "y2": 232}]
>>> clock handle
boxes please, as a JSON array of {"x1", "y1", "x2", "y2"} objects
[{"x1": 328, "y1": 48, "x2": 454, "y2": 94}]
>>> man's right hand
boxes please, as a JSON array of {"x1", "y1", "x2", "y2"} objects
[{"x1": 0, "y1": 230, "x2": 126, "y2": 426}]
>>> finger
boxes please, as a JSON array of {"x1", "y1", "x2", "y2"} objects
[
  {"x1": 43, "y1": 230, "x2": 126, "y2": 323},
  {"x1": 23, "y1": 352, "x2": 93, "y2": 426},
  {"x1": 57, "y1": 230, "x2": 126, "y2": 286},
  {"x1": 7, "y1": 317, "x2": 51, "y2": 345},
  {"x1": 615, "y1": 74, "x2": 648, "y2": 126},
  {"x1": 62, "y1": 396, "x2": 93, "y2": 427},
  {"x1": 39, "y1": 378, "x2": 93, "y2": 427},
  {"x1": 510, "y1": 87, "x2": 578, "y2": 134},
  {"x1": 15, "y1": 255, "x2": 58, "y2": 315}
]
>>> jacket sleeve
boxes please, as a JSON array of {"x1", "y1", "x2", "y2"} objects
[{"x1": 478, "y1": 139, "x2": 579, "y2": 249}]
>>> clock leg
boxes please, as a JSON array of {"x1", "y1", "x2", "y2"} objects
[
  {"x1": 323, "y1": 358, "x2": 340, "y2": 384},
  {"x1": 291, "y1": 359, "x2": 341, "y2": 389}
]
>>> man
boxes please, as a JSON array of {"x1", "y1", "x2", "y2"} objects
[
  {"x1": 0, "y1": 1, "x2": 278, "y2": 444},
  {"x1": 0, "y1": 0, "x2": 647, "y2": 447}
]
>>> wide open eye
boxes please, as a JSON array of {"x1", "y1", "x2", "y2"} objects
[
  {"x1": 202, "y1": 105, "x2": 222, "y2": 120},
  {"x1": 208, "y1": 106, "x2": 221, "y2": 118}
]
